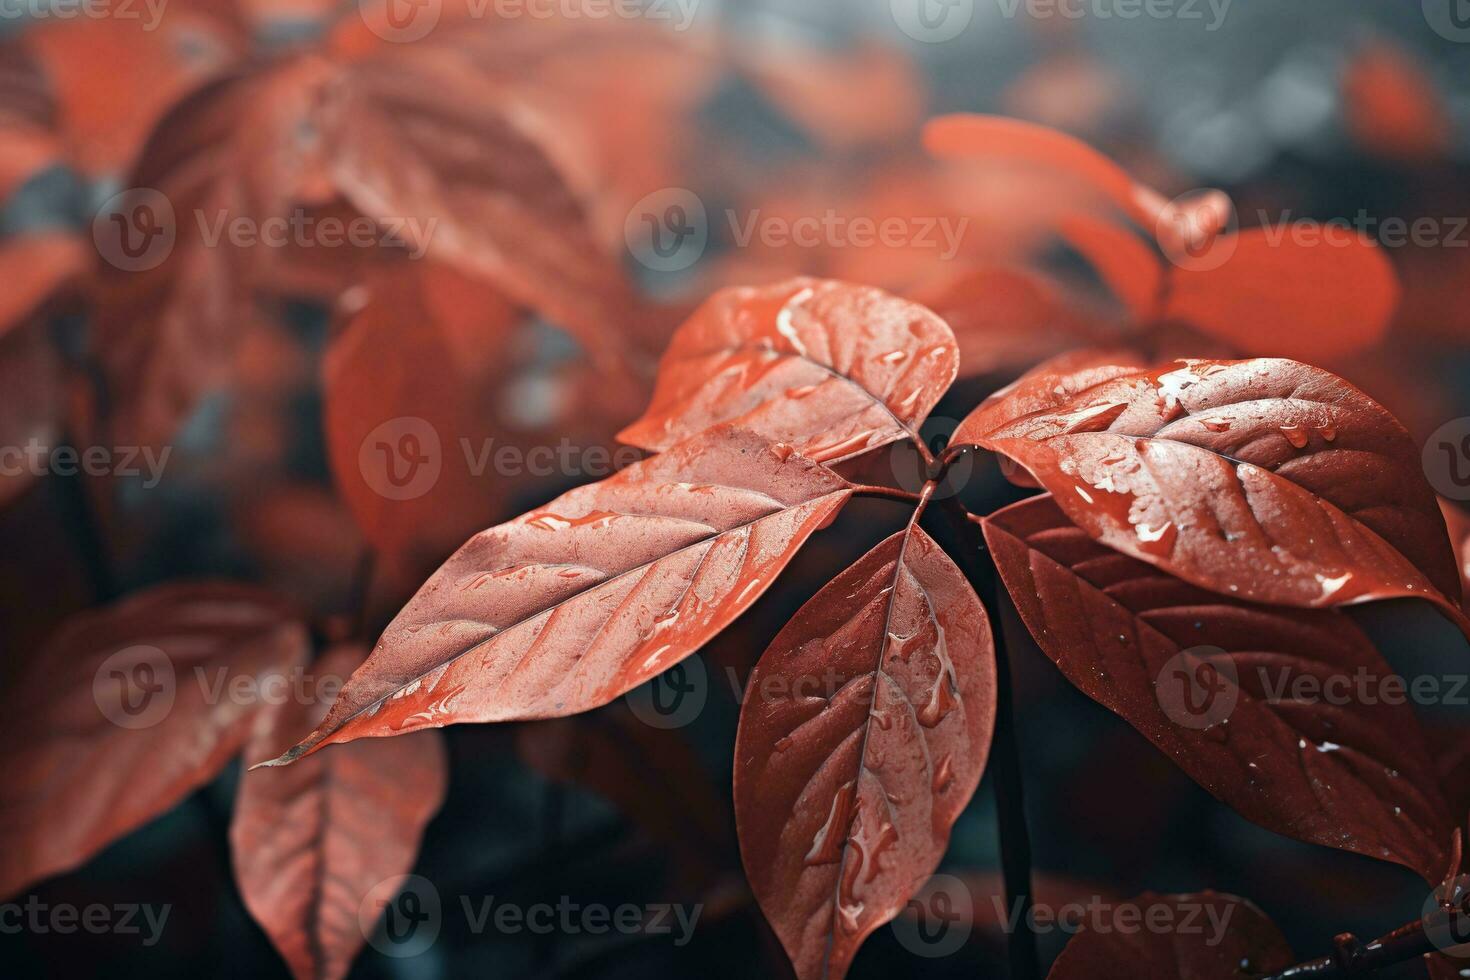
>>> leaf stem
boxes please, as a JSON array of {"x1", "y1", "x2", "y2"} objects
[
  {"x1": 1262, "y1": 892, "x2": 1470, "y2": 979},
  {"x1": 938, "y1": 497, "x2": 1040, "y2": 980},
  {"x1": 850, "y1": 483, "x2": 924, "y2": 504}
]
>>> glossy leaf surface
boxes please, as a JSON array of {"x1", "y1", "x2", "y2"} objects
[
  {"x1": 231, "y1": 644, "x2": 447, "y2": 980},
  {"x1": 734, "y1": 526, "x2": 995, "y2": 980},
  {"x1": 260, "y1": 425, "x2": 854, "y2": 765},
  {"x1": 986, "y1": 495, "x2": 1454, "y2": 883},
  {"x1": 957, "y1": 357, "x2": 1462, "y2": 612},
  {"x1": 618, "y1": 278, "x2": 958, "y2": 464}
]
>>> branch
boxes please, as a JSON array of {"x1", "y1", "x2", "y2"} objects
[
  {"x1": 938, "y1": 496, "x2": 1041, "y2": 980},
  {"x1": 1264, "y1": 889, "x2": 1470, "y2": 979}
]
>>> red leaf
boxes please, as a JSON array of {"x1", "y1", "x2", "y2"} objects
[
  {"x1": 257, "y1": 425, "x2": 855, "y2": 765},
  {"x1": 923, "y1": 114, "x2": 1153, "y2": 228},
  {"x1": 23, "y1": 12, "x2": 242, "y2": 176},
  {"x1": 0, "y1": 233, "x2": 85, "y2": 340},
  {"x1": 913, "y1": 266, "x2": 1119, "y2": 379},
  {"x1": 1441, "y1": 499, "x2": 1470, "y2": 609},
  {"x1": 734, "y1": 526, "x2": 995, "y2": 980},
  {"x1": 618, "y1": 278, "x2": 958, "y2": 463},
  {"x1": 1047, "y1": 891, "x2": 1294, "y2": 979},
  {"x1": 1161, "y1": 229, "x2": 1400, "y2": 361},
  {"x1": 959, "y1": 348, "x2": 1148, "y2": 445},
  {"x1": 323, "y1": 261, "x2": 520, "y2": 574},
  {"x1": 231, "y1": 644, "x2": 447, "y2": 980},
  {"x1": 1057, "y1": 213, "x2": 1164, "y2": 322},
  {"x1": 956, "y1": 357, "x2": 1464, "y2": 614},
  {"x1": 0, "y1": 584, "x2": 309, "y2": 898},
  {"x1": 1342, "y1": 42, "x2": 1450, "y2": 165},
  {"x1": 323, "y1": 46, "x2": 645, "y2": 371},
  {"x1": 91, "y1": 59, "x2": 341, "y2": 447},
  {"x1": 986, "y1": 496, "x2": 1455, "y2": 883}
]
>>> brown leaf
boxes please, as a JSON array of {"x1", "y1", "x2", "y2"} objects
[
  {"x1": 0, "y1": 584, "x2": 309, "y2": 898},
  {"x1": 956, "y1": 357, "x2": 1464, "y2": 614},
  {"x1": 734, "y1": 526, "x2": 995, "y2": 980},
  {"x1": 258, "y1": 425, "x2": 855, "y2": 765},
  {"x1": 986, "y1": 495, "x2": 1455, "y2": 883},
  {"x1": 1047, "y1": 891, "x2": 1294, "y2": 979},
  {"x1": 619, "y1": 278, "x2": 958, "y2": 464},
  {"x1": 231, "y1": 644, "x2": 447, "y2": 980}
]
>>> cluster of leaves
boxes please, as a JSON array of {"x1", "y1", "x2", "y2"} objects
[{"x1": 4, "y1": 5, "x2": 1470, "y2": 980}]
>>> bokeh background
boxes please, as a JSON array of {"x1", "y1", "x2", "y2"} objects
[{"x1": 2, "y1": 0, "x2": 1469, "y2": 976}]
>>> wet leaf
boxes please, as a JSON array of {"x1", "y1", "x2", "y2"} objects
[
  {"x1": 1047, "y1": 891, "x2": 1294, "y2": 979},
  {"x1": 258, "y1": 425, "x2": 854, "y2": 765},
  {"x1": 0, "y1": 584, "x2": 308, "y2": 898},
  {"x1": 231, "y1": 644, "x2": 447, "y2": 980},
  {"x1": 986, "y1": 495, "x2": 1454, "y2": 883},
  {"x1": 734, "y1": 526, "x2": 995, "y2": 980},
  {"x1": 619, "y1": 278, "x2": 958, "y2": 464},
  {"x1": 956, "y1": 357, "x2": 1464, "y2": 614}
]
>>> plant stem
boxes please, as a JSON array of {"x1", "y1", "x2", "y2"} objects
[
  {"x1": 939, "y1": 497, "x2": 1040, "y2": 980},
  {"x1": 1262, "y1": 894, "x2": 1470, "y2": 979}
]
